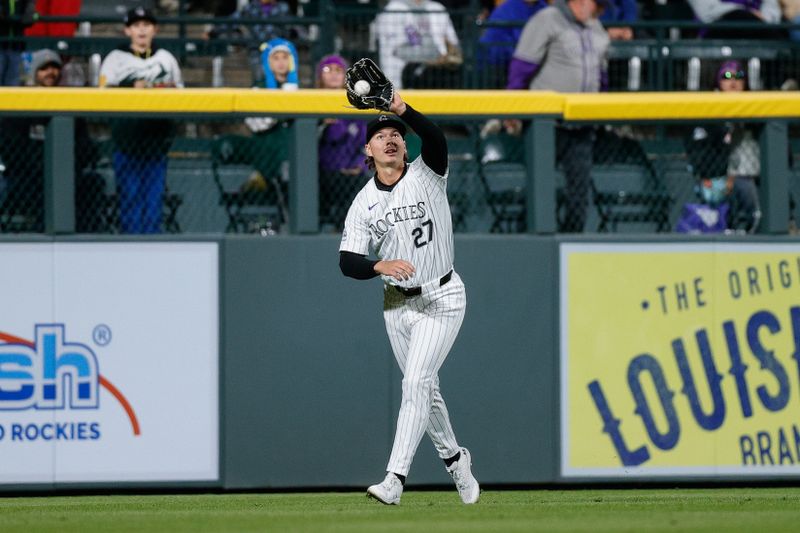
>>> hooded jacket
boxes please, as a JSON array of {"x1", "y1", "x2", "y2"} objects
[
  {"x1": 508, "y1": 0, "x2": 609, "y2": 92},
  {"x1": 260, "y1": 37, "x2": 298, "y2": 89}
]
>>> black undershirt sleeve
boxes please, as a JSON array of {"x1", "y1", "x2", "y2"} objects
[
  {"x1": 399, "y1": 104, "x2": 448, "y2": 176},
  {"x1": 339, "y1": 251, "x2": 380, "y2": 280}
]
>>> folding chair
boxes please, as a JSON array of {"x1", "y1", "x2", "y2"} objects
[
  {"x1": 591, "y1": 162, "x2": 672, "y2": 232},
  {"x1": 478, "y1": 132, "x2": 527, "y2": 233},
  {"x1": 211, "y1": 134, "x2": 288, "y2": 233},
  {"x1": 591, "y1": 129, "x2": 673, "y2": 232}
]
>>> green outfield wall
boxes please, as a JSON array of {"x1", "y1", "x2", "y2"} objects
[
  {"x1": 2, "y1": 89, "x2": 800, "y2": 489},
  {"x1": 1, "y1": 234, "x2": 800, "y2": 490},
  {"x1": 220, "y1": 234, "x2": 558, "y2": 489}
]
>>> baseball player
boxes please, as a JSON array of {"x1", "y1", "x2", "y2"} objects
[{"x1": 338, "y1": 90, "x2": 479, "y2": 505}]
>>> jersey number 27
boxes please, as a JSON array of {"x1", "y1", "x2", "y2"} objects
[{"x1": 412, "y1": 219, "x2": 434, "y2": 248}]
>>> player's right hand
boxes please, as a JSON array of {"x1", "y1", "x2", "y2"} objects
[
  {"x1": 375, "y1": 259, "x2": 416, "y2": 282},
  {"x1": 389, "y1": 91, "x2": 406, "y2": 116}
]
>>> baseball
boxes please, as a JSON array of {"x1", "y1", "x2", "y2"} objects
[{"x1": 354, "y1": 80, "x2": 371, "y2": 96}]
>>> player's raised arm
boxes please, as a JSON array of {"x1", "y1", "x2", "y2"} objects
[{"x1": 390, "y1": 92, "x2": 448, "y2": 177}]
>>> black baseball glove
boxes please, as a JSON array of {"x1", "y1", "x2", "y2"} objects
[{"x1": 345, "y1": 58, "x2": 394, "y2": 112}]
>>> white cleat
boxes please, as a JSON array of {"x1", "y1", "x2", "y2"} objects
[
  {"x1": 367, "y1": 472, "x2": 403, "y2": 505},
  {"x1": 447, "y1": 447, "x2": 480, "y2": 504}
]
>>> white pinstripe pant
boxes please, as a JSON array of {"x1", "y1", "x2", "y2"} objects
[{"x1": 383, "y1": 271, "x2": 466, "y2": 476}]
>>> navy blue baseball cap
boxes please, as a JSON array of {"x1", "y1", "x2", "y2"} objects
[
  {"x1": 125, "y1": 6, "x2": 157, "y2": 26},
  {"x1": 366, "y1": 115, "x2": 406, "y2": 144}
]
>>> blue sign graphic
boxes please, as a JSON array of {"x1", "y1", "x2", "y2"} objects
[{"x1": 0, "y1": 324, "x2": 99, "y2": 410}]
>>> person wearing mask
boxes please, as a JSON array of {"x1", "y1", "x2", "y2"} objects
[{"x1": 683, "y1": 60, "x2": 762, "y2": 233}]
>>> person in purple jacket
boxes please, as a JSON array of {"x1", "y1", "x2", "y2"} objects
[{"x1": 316, "y1": 54, "x2": 369, "y2": 230}]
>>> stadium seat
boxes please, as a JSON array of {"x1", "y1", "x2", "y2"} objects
[
  {"x1": 478, "y1": 132, "x2": 527, "y2": 233},
  {"x1": 210, "y1": 134, "x2": 288, "y2": 234},
  {"x1": 591, "y1": 163, "x2": 672, "y2": 232},
  {"x1": 590, "y1": 129, "x2": 673, "y2": 232}
]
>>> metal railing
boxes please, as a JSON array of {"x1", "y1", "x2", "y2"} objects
[{"x1": 4, "y1": 11, "x2": 800, "y2": 90}]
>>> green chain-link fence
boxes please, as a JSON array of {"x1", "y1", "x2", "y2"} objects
[{"x1": 1, "y1": 112, "x2": 791, "y2": 235}]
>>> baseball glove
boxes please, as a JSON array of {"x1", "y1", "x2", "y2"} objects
[{"x1": 345, "y1": 58, "x2": 394, "y2": 112}]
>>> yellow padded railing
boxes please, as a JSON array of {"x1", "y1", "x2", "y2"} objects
[{"x1": 1, "y1": 88, "x2": 799, "y2": 119}]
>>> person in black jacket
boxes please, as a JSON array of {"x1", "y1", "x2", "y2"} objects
[
  {"x1": 684, "y1": 60, "x2": 762, "y2": 233},
  {"x1": 0, "y1": 49, "x2": 101, "y2": 232}
]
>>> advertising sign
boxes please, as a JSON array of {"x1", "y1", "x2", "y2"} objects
[
  {"x1": 0, "y1": 242, "x2": 219, "y2": 483},
  {"x1": 561, "y1": 243, "x2": 800, "y2": 477}
]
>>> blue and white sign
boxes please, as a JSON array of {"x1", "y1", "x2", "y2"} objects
[{"x1": 0, "y1": 242, "x2": 219, "y2": 484}]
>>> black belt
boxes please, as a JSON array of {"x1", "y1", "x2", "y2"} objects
[{"x1": 394, "y1": 270, "x2": 453, "y2": 297}]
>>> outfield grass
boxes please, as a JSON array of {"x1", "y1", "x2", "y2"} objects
[{"x1": 2, "y1": 488, "x2": 800, "y2": 532}]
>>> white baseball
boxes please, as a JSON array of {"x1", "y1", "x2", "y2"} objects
[{"x1": 354, "y1": 80, "x2": 371, "y2": 96}]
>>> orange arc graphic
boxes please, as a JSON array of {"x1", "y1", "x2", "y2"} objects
[{"x1": 0, "y1": 331, "x2": 140, "y2": 436}]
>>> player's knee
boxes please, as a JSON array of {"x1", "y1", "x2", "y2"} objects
[{"x1": 401, "y1": 375, "x2": 433, "y2": 396}]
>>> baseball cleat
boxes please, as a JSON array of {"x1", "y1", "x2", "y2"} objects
[
  {"x1": 447, "y1": 447, "x2": 480, "y2": 504},
  {"x1": 366, "y1": 472, "x2": 403, "y2": 505}
]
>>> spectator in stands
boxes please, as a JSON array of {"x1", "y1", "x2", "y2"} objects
[
  {"x1": 688, "y1": 0, "x2": 785, "y2": 39},
  {"x1": 477, "y1": 0, "x2": 548, "y2": 88},
  {"x1": 717, "y1": 60, "x2": 762, "y2": 231},
  {"x1": 372, "y1": 0, "x2": 462, "y2": 89},
  {"x1": 507, "y1": 0, "x2": 610, "y2": 233},
  {"x1": 233, "y1": 0, "x2": 290, "y2": 85},
  {"x1": 599, "y1": 0, "x2": 638, "y2": 40},
  {"x1": 780, "y1": 0, "x2": 800, "y2": 41},
  {"x1": 0, "y1": 48, "x2": 101, "y2": 232},
  {"x1": 99, "y1": 7, "x2": 183, "y2": 234},
  {"x1": 260, "y1": 36, "x2": 298, "y2": 89},
  {"x1": 24, "y1": 0, "x2": 79, "y2": 37},
  {"x1": 684, "y1": 60, "x2": 762, "y2": 232},
  {"x1": 203, "y1": 0, "x2": 238, "y2": 39},
  {"x1": 24, "y1": 0, "x2": 85, "y2": 86},
  {"x1": 0, "y1": 0, "x2": 37, "y2": 86},
  {"x1": 237, "y1": 36, "x2": 299, "y2": 230},
  {"x1": 235, "y1": 0, "x2": 291, "y2": 42},
  {"x1": 244, "y1": 37, "x2": 298, "y2": 133},
  {"x1": 315, "y1": 54, "x2": 368, "y2": 230}
]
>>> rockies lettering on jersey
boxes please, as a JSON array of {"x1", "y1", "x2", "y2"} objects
[
  {"x1": 369, "y1": 202, "x2": 426, "y2": 239},
  {"x1": 340, "y1": 156, "x2": 454, "y2": 289}
]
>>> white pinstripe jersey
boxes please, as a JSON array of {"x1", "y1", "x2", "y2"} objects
[{"x1": 339, "y1": 156, "x2": 454, "y2": 288}]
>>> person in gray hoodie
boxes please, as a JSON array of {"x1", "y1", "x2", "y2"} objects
[{"x1": 507, "y1": 0, "x2": 609, "y2": 232}]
